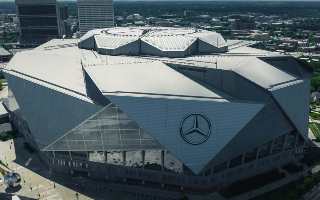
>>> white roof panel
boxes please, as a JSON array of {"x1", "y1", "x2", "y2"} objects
[
  {"x1": 146, "y1": 55, "x2": 299, "y2": 89},
  {"x1": 0, "y1": 47, "x2": 11, "y2": 56},
  {"x1": 195, "y1": 31, "x2": 227, "y2": 47},
  {"x1": 142, "y1": 35, "x2": 196, "y2": 51},
  {"x1": 85, "y1": 61, "x2": 225, "y2": 99},
  {"x1": 233, "y1": 57, "x2": 298, "y2": 89},
  {"x1": 95, "y1": 35, "x2": 139, "y2": 49},
  {"x1": 6, "y1": 47, "x2": 87, "y2": 96}
]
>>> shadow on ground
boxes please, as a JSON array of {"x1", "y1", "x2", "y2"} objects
[
  {"x1": 5, "y1": 185, "x2": 21, "y2": 193},
  {"x1": 11, "y1": 137, "x2": 123, "y2": 200},
  {"x1": 0, "y1": 192, "x2": 36, "y2": 200}
]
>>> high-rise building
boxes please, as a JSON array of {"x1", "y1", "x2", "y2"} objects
[
  {"x1": 15, "y1": 0, "x2": 66, "y2": 46},
  {"x1": 77, "y1": 0, "x2": 114, "y2": 35},
  {"x1": 3, "y1": 27, "x2": 312, "y2": 199}
]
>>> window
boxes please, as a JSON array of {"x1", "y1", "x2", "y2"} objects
[
  {"x1": 272, "y1": 135, "x2": 285, "y2": 154},
  {"x1": 204, "y1": 168, "x2": 212, "y2": 176},
  {"x1": 258, "y1": 142, "x2": 272, "y2": 159},
  {"x1": 229, "y1": 155, "x2": 243, "y2": 168},
  {"x1": 244, "y1": 148, "x2": 258, "y2": 163},
  {"x1": 213, "y1": 162, "x2": 228, "y2": 173},
  {"x1": 284, "y1": 132, "x2": 296, "y2": 150}
]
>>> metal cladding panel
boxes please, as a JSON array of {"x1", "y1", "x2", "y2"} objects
[
  {"x1": 233, "y1": 57, "x2": 297, "y2": 89},
  {"x1": 7, "y1": 50, "x2": 87, "y2": 95},
  {"x1": 141, "y1": 36, "x2": 196, "y2": 51},
  {"x1": 79, "y1": 29, "x2": 102, "y2": 49},
  {"x1": 94, "y1": 35, "x2": 140, "y2": 55},
  {"x1": 198, "y1": 39, "x2": 227, "y2": 53},
  {"x1": 271, "y1": 80, "x2": 310, "y2": 136},
  {"x1": 211, "y1": 98, "x2": 294, "y2": 165},
  {"x1": 113, "y1": 40, "x2": 141, "y2": 56},
  {"x1": 230, "y1": 73, "x2": 270, "y2": 102},
  {"x1": 78, "y1": 35, "x2": 96, "y2": 50},
  {"x1": 85, "y1": 61, "x2": 223, "y2": 99},
  {"x1": 140, "y1": 40, "x2": 165, "y2": 57},
  {"x1": 5, "y1": 73, "x2": 102, "y2": 148},
  {"x1": 140, "y1": 40, "x2": 189, "y2": 58},
  {"x1": 196, "y1": 32, "x2": 227, "y2": 48},
  {"x1": 106, "y1": 94, "x2": 264, "y2": 174},
  {"x1": 84, "y1": 70, "x2": 110, "y2": 106},
  {"x1": 260, "y1": 57, "x2": 312, "y2": 79},
  {"x1": 173, "y1": 65, "x2": 269, "y2": 102}
]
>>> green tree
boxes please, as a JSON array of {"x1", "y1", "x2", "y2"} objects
[{"x1": 311, "y1": 76, "x2": 320, "y2": 91}]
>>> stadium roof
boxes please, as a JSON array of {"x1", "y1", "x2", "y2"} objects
[
  {"x1": 3, "y1": 27, "x2": 312, "y2": 174},
  {"x1": 6, "y1": 27, "x2": 308, "y2": 104},
  {"x1": 4, "y1": 27, "x2": 311, "y2": 103},
  {"x1": 0, "y1": 47, "x2": 12, "y2": 57},
  {"x1": 85, "y1": 61, "x2": 226, "y2": 100}
]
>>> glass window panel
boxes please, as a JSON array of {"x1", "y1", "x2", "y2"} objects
[
  {"x1": 125, "y1": 151, "x2": 143, "y2": 167},
  {"x1": 258, "y1": 142, "x2": 272, "y2": 159},
  {"x1": 244, "y1": 148, "x2": 257, "y2": 163},
  {"x1": 107, "y1": 151, "x2": 123, "y2": 165},
  {"x1": 45, "y1": 104, "x2": 162, "y2": 151},
  {"x1": 164, "y1": 151, "x2": 183, "y2": 173},
  {"x1": 229, "y1": 155, "x2": 243, "y2": 168}
]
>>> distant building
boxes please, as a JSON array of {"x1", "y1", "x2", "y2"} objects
[
  {"x1": 57, "y1": 5, "x2": 69, "y2": 37},
  {"x1": 15, "y1": 0, "x2": 66, "y2": 46},
  {"x1": 229, "y1": 14, "x2": 255, "y2": 30},
  {"x1": 77, "y1": 0, "x2": 114, "y2": 35}
]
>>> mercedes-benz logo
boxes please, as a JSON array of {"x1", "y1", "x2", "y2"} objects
[{"x1": 180, "y1": 114, "x2": 212, "y2": 145}]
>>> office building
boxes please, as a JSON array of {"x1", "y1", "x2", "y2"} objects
[
  {"x1": 15, "y1": 0, "x2": 66, "y2": 46},
  {"x1": 78, "y1": 0, "x2": 114, "y2": 35}
]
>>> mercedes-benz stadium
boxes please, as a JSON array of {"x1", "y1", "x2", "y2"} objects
[{"x1": 3, "y1": 27, "x2": 312, "y2": 199}]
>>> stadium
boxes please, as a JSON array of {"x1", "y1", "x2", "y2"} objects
[{"x1": 3, "y1": 27, "x2": 312, "y2": 199}]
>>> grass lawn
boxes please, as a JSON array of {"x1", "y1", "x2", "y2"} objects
[
  {"x1": 253, "y1": 172, "x2": 320, "y2": 200},
  {"x1": 309, "y1": 123, "x2": 320, "y2": 141},
  {"x1": 310, "y1": 112, "x2": 320, "y2": 120}
]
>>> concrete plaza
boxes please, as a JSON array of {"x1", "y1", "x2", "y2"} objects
[{"x1": 0, "y1": 137, "x2": 128, "y2": 200}]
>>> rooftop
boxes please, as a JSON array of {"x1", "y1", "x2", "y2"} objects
[
  {"x1": 0, "y1": 47, "x2": 12, "y2": 57},
  {"x1": 85, "y1": 61, "x2": 226, "y2": 100},
  {"x1": 3, "y1": 27, "x2": 312, "y2": 106},
  {"x1": 79, "y1": 27, "x2": 228, "y2": 57}
]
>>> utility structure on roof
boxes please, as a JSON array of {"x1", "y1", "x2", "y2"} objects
[{"x1": 3, "y1": 27, "x2": 312, "y2": 199}]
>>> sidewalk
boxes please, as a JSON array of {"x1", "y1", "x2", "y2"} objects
[{"x1": 0, "y1": 138, "x2": 94, "y2": 200}]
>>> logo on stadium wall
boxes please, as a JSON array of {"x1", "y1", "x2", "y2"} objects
[{"x1": 180, "y1": 114, "x2": 212, "y2": 145}]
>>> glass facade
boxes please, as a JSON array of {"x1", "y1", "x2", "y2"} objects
[
  {"x1": 17, "y1": 4, "x2": 60, "y2": 45},
  {"x1": 45, "y1": 104, "x2": 162, "y2": 151},
  {"x1": 20, "y1": 17, "x2": 58, "y2": 27},
  {"x1": 18, "y1": 5, "x2": 57, "y2": 15}
]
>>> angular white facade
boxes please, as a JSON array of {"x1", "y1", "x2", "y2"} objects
[{"x1": 4, "y1": 27, "x2": 312, "y2": 197}]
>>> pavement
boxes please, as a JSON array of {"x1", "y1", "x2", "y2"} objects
[
  {"x1": 0, "y1": 86, "x2": 8, "y2": 101},
  {"x1": 0, "y1": 137, "x2": 129, "y2": 200}
]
